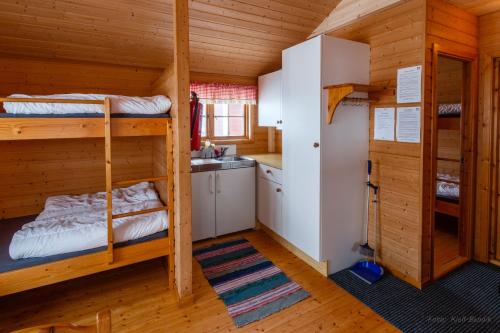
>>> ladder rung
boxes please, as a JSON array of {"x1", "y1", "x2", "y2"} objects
[
  {"x1": 112, "y1": 176, "x2": 168, "y2": 187},
  {"x1": 112, "y1": 206, "x2": 168, "y2": 220}
]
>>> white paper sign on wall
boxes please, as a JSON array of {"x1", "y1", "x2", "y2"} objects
[
  {"x1": 397, "y1": 107, "x2": 421, "y2": 143},
  {"x1": 397, "y1": 66, "x2": 422, "y2": 104},
  {"x1": 374, "y1": 107, "x2": 395, "y2": 141}
]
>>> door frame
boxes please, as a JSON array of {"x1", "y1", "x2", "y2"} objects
[
  {"x1": 428, "y1": 43, "x2": 478, "y2": 279},
  {"x1": 491, "y1": 58, "x2": 500, "y2": 262}
]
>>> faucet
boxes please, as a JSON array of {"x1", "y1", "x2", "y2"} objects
[{"x1": 219, "y1": 146, "x2": 229, "y2": 157}]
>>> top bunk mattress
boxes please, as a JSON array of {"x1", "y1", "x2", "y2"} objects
[
  {"x1": 2, "y1": 94, "x2": 172, "y2": 116},
  {"x1": 438, "y1": 103, "x2": 461, "y2": 117}
]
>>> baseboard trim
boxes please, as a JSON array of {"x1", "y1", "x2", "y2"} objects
[
  {"x1": 257, "y1": 221, "x2": 329, "y2": 277},
  {"x1": 489, "y1": 258, "x2": 500, "y2": 267}
]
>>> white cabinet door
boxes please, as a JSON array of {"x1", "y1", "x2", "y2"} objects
[
  {"x1": 191, "y1": 171, "x2": 216, "y2": 242},
  {"x1": 273, "y1": 182, "x2": 283, "y2": 237},
  {"x1": 257, "y1": 177, "x2": 283, "y2": 236},
  {"x1": 282, "y1": 36, "x2": 322, "y2": 261},
  {"x1": 216, "y1": 167, "x2": 255, "y2": 236},
  {"x1": 258, "y1": 70, "x2": 282, "y2": 128},
  {"x1": 257, "y1": 177, "x2": 272, "y2": 229}
]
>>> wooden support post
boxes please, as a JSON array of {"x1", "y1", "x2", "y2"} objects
[
  {"x1": 167, "y1": 123, "x2": 175, "y2": 290},
  {"x1": 172, "y1": 0, "x2": 193, "y2": 303},
  {"x1": 103, "y1": 98, "x2": 114, "y2": 264}
]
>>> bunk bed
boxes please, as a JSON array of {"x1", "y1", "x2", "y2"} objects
[
  {"x1": 437, "y1": 103, "x2": 461, "y2": 130},
  {"x1": 435, "y1": 103, "x2": 461, "y2": 218},
  {"x1": 0, "y1": 96, "x2": 175, "y2": 297}
]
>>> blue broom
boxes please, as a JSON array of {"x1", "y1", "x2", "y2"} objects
[{"x1": 349, "y1": 160, "x2": 384, "y2": 284}]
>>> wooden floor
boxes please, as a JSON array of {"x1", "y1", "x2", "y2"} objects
[
  {"x1": 434, "y1": 229, "x2": 460, "y2": 268},
  {"x1": 0, "y1": 230, "x2": 398, "y2": 333}
]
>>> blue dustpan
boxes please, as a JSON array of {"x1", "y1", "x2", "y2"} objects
[{"x1": 348, "y1": 260, "x2": 384, "y2": 284}]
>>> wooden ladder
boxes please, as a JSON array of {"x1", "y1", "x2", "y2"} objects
[{"x1": 103, "y1": 98, "x2": 169, "y2": 264}]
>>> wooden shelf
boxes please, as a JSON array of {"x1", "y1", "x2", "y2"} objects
[{"x1": 323, "y1": 84, "x2": 391, "y2": 124}]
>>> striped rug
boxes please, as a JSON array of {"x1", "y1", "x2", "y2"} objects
[{"x1": 193, "y1": 238, "x2": 310, "y2": 327}]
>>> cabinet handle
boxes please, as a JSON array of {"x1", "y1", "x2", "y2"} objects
[
  {"x1": 266, "y1": 170, "x2": 272, "y2": 174},
  {"x1": 216, "y1": 174, "x2": 221, "y2": 193},
  {"x1": 276, "y1": 188, "x2": 282, "y2": 193},
  {"x1": 313, "y1": 142, "x2": 320, "y2": 148},
  {"x1": 209, "y1": 174, "x2": 214, "y2": 194}
]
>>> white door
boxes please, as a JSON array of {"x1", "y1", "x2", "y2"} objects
[
  {"x1": 282, "y1": 36, "x2": 322, "y2": 260},
  {"x1": 258, "y1": 70, "x2": 282, "y2": 128},
  {"x1": 216, "y1": 168, "x2": 256, "y2": 236},
  {"x1": 191, "y1": 171, "x2": 216, "y2": 242}
]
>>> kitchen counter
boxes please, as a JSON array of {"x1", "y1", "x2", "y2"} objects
[
  {"x1": 242, "y1": 153, "x2": 282, "y2": 169},
  {"x1": 191, "y1": 156, "x2": 255, "y2": 173}
]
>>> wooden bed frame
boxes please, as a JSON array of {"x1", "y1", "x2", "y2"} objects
[{"x1": 0, "y1": 97, "x2": 175, "y2": 297}]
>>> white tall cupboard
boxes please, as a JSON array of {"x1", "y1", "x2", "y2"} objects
[{"x1": 282, "y1": 35, "x2": 370, "y2": 275}]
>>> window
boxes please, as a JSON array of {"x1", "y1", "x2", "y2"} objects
[
  {"x1": 200, "y1": 103, "x2": 251, "y2": 141},
  {"x1": 191, "y1": 82, "x2": 257, "y2": 142}
]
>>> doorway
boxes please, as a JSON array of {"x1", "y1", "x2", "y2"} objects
[{"x1": 430, "y1": 46, "x2": 477, "y2": 279}]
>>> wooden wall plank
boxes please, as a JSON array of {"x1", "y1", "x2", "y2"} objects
[{"x1": 476, "y1": 10, "x2": 500, "y2": 262}]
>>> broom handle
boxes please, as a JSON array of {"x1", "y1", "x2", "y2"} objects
[
  {"x1": 373, "y1": 186, "x2": 379, "y2": 264},
  {"x1": 365, "y1": 160, "x2": 372, "y2": 244}
]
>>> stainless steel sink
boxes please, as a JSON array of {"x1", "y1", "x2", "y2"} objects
[
  {"x1": 191, "y1": 156, "x2": 255, "y2": 173},
  {"x1": 216, "y1": 156, "x2": 252, "y2": 162}
]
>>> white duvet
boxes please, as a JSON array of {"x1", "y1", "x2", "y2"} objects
[
  {"x1": 4, "y1": 93, "x2": 172, "y2": 115},
  {"x1": 9, "y1": 182, "x2": 168, "y2": 260}
]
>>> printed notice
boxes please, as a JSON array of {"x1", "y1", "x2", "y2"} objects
[
  {"x1": 374, "y1": 108, "x2": 395, "y2": 141},
  {"x1": 397, "y1": 66, "x2": 422, "y2": 103},
  {"x1": 397, "y1": 107, "x2": 421, "y2": 143}
]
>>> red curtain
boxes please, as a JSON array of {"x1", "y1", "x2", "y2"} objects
[{"x1": 190, "y1": 82, "x2": 257, "y2": 105}]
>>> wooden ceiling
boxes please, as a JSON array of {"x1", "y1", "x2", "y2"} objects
[
  {"x1": 445, "y1": 0, "x2": 500, "y2": 16},
  {"x1": 0, "y1": 0, "x2": 340, "y2": 77}
]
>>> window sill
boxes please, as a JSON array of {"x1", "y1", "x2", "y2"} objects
[{"x1": 203, "y1": 138, "x2": 254, "y2": 145}]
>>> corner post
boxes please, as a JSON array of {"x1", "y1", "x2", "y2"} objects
[{"x1": 172, "y1": 0, "x2": 193, "y2": 303}]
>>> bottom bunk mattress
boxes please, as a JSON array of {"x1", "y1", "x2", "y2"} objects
[
  {"x1": 0, "y1": 216, "x2": 167, "y2": 273},
  {"x1": 436, "y1": 173, "x2": 460, "y2": 201},
  {"x1": 5, "y1": 182, "x2": 168, "y2": 267}
]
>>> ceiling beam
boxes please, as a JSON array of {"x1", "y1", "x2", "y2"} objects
[{"x1": 309, "y1": 0, "x2": 409, "y2": 38}]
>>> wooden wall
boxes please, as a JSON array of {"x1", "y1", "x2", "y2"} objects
[
  {"x1": 0, "y1": 56, "x2": 164, "y2": 219},
  {"x1": 0, "y1": 56, "x2": 162, "y2": 98},
  {"x1": 329, "y1": 0, "x2": 426, "y2": 286},
  {"x1": 190, "y1": 72, "x2": 269, "y2": 155},
  {"x1": 275, "y1": 130, "x2": 282, "y2": 154},
  {"x1": 0, "y1": 138, "x2": 155, "y2": 219},
  {"x1": 476, "y1": 10, "x2": 500, "y2": 262},
  {"x1": 437, "y1": 56, "x2": 463, "y2": 103},
  {"x1": 422, "y1": 0, "x2": 478, "y2": 283}
]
